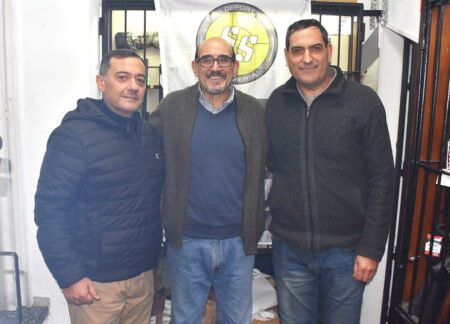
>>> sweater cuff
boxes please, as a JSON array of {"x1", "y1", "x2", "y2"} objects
[{"x1": 355, "y1": 242, "x2": 386, "y2": 262}]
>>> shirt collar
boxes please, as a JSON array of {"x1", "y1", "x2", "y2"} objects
[
  {"x1": 297, "y1": 67, "x2": 337, "y2": 106},
  {"x1": 198, "y1": 85, "x2": 235, "y2": 114}
]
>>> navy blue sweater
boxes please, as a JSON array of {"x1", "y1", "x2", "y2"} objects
[{"x1": 184, "y1": 101, "x2": 245, "y2": 239}]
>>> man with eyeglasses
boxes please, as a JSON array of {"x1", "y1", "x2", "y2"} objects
[
  {"x1": 150, "y1": 37, "x2": 267, "y2": 323},
  {"x1": 266, "y1": 19, "x2": 394, "y2": 323}
]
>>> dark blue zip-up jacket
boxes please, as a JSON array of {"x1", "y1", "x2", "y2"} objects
[{"x1": 35, "y1": 98, "x2": 163, "y2": 288}]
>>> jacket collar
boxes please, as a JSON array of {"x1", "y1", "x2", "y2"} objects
[
  {"x1": 187, "y1": 82, "x2": 244, "y2": 113},
  {"x1": 181, "y1": 83, "x2": 249, "y2": 139},
  {"x1": 282, "y1": 66, "x2": 346, "y2": 98}
]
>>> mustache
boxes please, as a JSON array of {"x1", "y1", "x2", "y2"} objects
[
  {"x1": 124, "y1": 91, "x2": 139, "y2": 99},
  {"x1": 300, "y1": 63, "x2": 318, "y2": 69},
  {"x1": 207, "y1": 71, "x2": 227, "y2": 78}
]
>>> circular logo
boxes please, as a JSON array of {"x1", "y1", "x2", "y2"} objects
[{"x1": 196, "y1": 2, "x2": 278, "y2": 84}]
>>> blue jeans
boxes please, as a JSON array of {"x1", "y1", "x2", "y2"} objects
[
  {"x1": 168, "y1": 236, "x2": 255, "y2": 324},
  {"x1": 272, "y1": 240, "x2": 365, "y2": 324}
]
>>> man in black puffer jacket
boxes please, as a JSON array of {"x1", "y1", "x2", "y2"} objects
[{"x1": 34, "y1": 49, "x2": 163, "y2": 324}]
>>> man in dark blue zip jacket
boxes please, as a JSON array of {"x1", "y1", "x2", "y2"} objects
[
  {"x1": 266, "y1": 19, "x2": 394, "y2": 324},
  {"x1": 34, "y1": 49, "x2": 163, "y2": 323}
]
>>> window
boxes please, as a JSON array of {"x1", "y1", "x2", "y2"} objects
[{"x1": 101, "y1": 0, "x2": 161, "y2": 116}]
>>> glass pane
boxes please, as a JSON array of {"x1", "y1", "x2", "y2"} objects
[
  {"x1": 111, "y1": 10, "x2": 161, "y2": 88},
  {"x1": 312, "y1": 14, "x2": 354, "y2": 72},
  {"x1": 111, "y1": 10, "x2": 161, "y2": 112}
]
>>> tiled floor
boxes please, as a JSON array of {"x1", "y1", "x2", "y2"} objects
[{"x1": 0, "y1": 306, "x2": 48, "y2": 324}]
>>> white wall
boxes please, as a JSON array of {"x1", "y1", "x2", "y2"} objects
[
  {"x1": 386, "y1": 0, "x2": 421, "y2": 43},
  {"x1": 360, "y1": 25, "x2": 405, "y2": 324},
  {"x1": 351, "y1": 1, "x2": 406, "y2": 322},
  {"x1": 8, "y1": 0, "x2": 101, "y2": 322}
]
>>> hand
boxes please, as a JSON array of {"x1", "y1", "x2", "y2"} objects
[
  {"x1": 353, "y1": 255, "x2": 378, "y2": 283},
  {"x1": 63, "y1": 277, "x2": 100, "y2": 305}
]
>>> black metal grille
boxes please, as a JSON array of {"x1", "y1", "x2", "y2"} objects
[
  {"x1": 387, "y1": 1, "x2": 450, "y2": 323},
  {"x1": 101, "y1": 0, "x2": 160, "y2": 119},
  {"x1": 311, "y1": 1, "x2": 368, "y2": 82}
]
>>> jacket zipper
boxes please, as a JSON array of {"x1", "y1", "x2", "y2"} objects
[{"x1": 305, "y1": 102, "x2": 315, "y2": 252}]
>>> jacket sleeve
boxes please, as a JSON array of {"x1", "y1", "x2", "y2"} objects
[
  {"x1": 149, "y1": 99, "x2": 165, "y2": 135},
  {"x1": 265, "y1": 94, "x2": 277, "y2": 173},
  {"x1": 34, "y1": 125, "x2": 88, "y2": 288},
  {"x1": 356, "y1": 102, "x2": 395, "y2": 261}
]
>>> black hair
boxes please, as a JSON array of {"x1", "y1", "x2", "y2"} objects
[
  {"x1": 285, "y1": 19, "x2": 330, "y2": 49},
  {"x1": 194, "y1": 39, "x2": 236, "y2": 61},
  {"x1": 99, "y1": 49, "x2": 145, "y2": 76}
]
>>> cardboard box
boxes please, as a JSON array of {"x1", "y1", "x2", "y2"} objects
[
  {"x1": 201, "y1": 289, "x2": 280, "y2": 324},
  {"x1": 253, "y1": 318, "x2": 280, "y2": 324},
  {"x1": 319, "y1": 0, "x2": 357, "y2": 2},
  {"x1": 202, "y1": 298, "x2": 217, "y2": 324},
  {"x1": 150, "y1": 292, "x2": 166, "y2": 324},
  {"x1": 202, "y1": 288, "x2": 217, "y2": 324}
]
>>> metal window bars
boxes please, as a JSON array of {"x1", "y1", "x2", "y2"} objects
[
  {"x1": 100, "y1": 0, "x2": 161, "y2": 119},
  {"x1": 311, "y1": 1, "x2": 366, "y2": 82},
  {"x1": 0, "y1": 251, "x2": 22, "y2": 323},
  {"x1": 387, "y1": 1, "x2": 450, "y2": 323}
]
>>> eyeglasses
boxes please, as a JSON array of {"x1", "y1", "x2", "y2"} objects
[{"x1": 195, "y1": 55, "x2": 235, "y2": 68}]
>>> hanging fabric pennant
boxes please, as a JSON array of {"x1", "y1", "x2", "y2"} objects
[{"x1": 155, "y1": 0, "x2": 311, "y2": 99}]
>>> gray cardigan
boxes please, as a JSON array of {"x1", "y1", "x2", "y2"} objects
[{"x1": 150, "y1": 84, "x2": 267, "y2": 255}]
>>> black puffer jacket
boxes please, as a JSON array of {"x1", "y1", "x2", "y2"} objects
[{"x1": 35, "y1": 98, "x2": 163, "y2": 288}]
